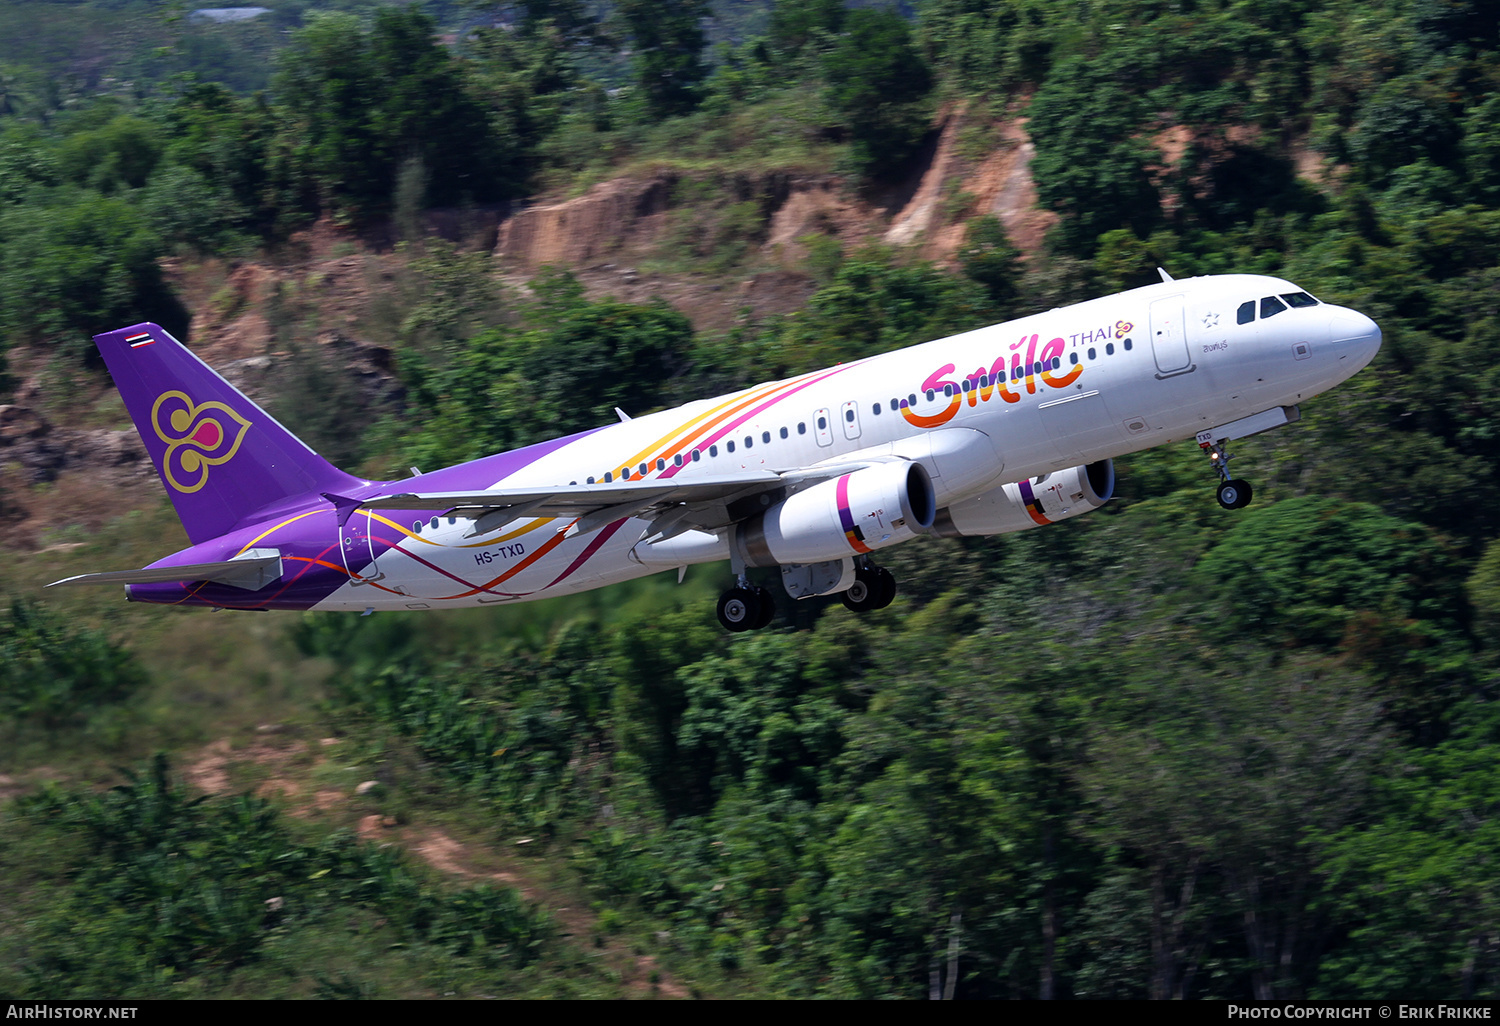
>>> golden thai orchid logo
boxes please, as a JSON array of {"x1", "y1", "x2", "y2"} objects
[{"x1": 151, "y1": 391, "x2": 251, "y2": 493}]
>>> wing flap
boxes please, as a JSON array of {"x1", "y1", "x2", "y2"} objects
[
  {"x1": 357, "y1": 472, "x2": 785, "y2": 516},
  {"x1": 355, "y1": 463, "x2": 889, "y2": 538}
]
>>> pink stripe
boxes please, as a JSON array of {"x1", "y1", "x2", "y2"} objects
[
  {"x1": 656, "y1": 366, "x2": 850, "y2": 481},
  {"x1": 545, "y1": 517, "x2": 628, "y2": 589}
]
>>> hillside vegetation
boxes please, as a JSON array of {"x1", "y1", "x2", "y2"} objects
[{"x1": 4, "y1": 0, "x2": 1500, "y2": 1000}]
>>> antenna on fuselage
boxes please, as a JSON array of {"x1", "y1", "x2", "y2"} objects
[
  {"x1": 1158, "y1": 267, "x2": 1175, "y2": 282},
  {"x1": 615, "y1": 407, "x2": 632, "y2": 422}
]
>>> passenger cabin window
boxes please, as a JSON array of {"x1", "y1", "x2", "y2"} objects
[
  {"x1": 1281, "y1": 291, "x2": 1318, "y2": 308},
  {"x1": 797, "y1": 423, "x2": 806, "y2": 435},
  {"x1": 1261, "y1": 295, "x2": 1287, "y2": 318},
  {"x1": 1237, "y1": 301, "x2": 1255, "y2": 324},
  {"x1": 780, "y1": 427, "x2": 789, "y2": 438}
]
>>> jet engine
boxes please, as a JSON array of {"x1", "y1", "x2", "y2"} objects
[
  {"x1": 736, "y1": 460, "x2": 936, "y2": 568},
  {"x1": 931, "y1": 460, "x2": 1114, "y2": 538}
]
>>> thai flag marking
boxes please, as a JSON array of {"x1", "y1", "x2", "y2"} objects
[{"x1": 126, "y1": 333, "x2": 153, "y2": 348}]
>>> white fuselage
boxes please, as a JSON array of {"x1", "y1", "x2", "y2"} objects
[{"x1": 317, "y1": 273, "x2": 1381, "y2": 610}]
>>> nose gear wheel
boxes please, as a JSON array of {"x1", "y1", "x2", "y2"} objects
[{"x1": 1199, "y1": 433, "x2": 1254, "y2": 511}]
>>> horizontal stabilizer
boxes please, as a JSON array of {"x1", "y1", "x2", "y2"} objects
[{"x1": 48, "y1": 549, "x2": 283, "y2": 592}]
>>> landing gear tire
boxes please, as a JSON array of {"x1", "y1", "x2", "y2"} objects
[
  {"x1": 844, "y1": 565, "x2": 896, "y2": 613},
  {"x1": 842, "y1": 575, "x2": 876, "y2": 612},
  {"x1": 1217, "y1": 479, "x2": 1253, "y2": 510},
  {"x1": 753, "y1": 585, "x2": 776, "y2": 629},
  {"x1": 717, "y1": 587, "x2": 762, "y2": 632}
]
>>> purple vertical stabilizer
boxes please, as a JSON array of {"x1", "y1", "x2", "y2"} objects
[{"x1": 95, "y1": 323, "x2": 367, "y2": 545}]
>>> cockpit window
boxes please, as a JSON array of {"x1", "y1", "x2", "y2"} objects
[
  {"x1": 1261, "y1": 295, "x2": 1287, "y2": 318},
  {"x1": 1280, "y1": 291, "x2": 1318, "y2": 308},
  {"x1": 1237, "y1": 300, "x2": 1255, "y2": 324}
]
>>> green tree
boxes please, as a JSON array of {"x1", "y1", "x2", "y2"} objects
[
  {"x1": 0, "y1": 190, "x2": 187, "y2": 357},
  {"x1": 158, "y1": 82, "x2": 275, "y2": 239},
  {"x1": 958, "y1": 214, "x2": 1022, "y2": 314},
  {"x1": 616, "y1": 0, "x2": 710, "y2": 119},
  {"x1": 1027, "y1": 56, "x2": 1159, "y2": 256},
  {"x1": 1315, "y1": 706, "x2": 1500, "y2": 998},
  {"x1": 821, "y1": 7, "x2": 933, "y2": 180},
  {"x1": 1350, "y1": 79, "x2": 1459, "y2": 185},
  {"x1": 55, "y1": 114, "x2": 161, "y2": 194},
  {"x1": 0, "y1": 601, "x2": 146, "y2": 728},
  {"x1": 767, "y1": 0, "x2": 844, "y2": 58},
  {"x1": 275, "y1": 7, "x2": 510, "y2": 222}
]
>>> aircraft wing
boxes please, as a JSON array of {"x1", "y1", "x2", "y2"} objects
[
  {"x1": 48, "y1": 551, "x2": 283, "y2": 591},
  {"x1": 357, "y1": 464, "x2": 881, "y2": 538}
]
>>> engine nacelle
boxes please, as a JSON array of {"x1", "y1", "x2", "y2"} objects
[
  {"x1": 736, "y1": 460, "x2": 936, "y2": 568},
  {"x1": 931, "y1": 460, "x2": 1114, "y2": 538}
]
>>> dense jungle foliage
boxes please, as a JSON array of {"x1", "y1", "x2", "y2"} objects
[{"x1": 4, "y1": 0, "x2": 1500, "y2": 1001}]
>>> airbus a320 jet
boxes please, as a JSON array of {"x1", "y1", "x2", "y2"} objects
[{"x1": 52, "y1": 271, "x2": 1381, "y2": 631}]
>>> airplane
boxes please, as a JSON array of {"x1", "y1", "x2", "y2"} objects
[{"x1": 50, "y1": 271, "x2": 1381, "y2": 631}]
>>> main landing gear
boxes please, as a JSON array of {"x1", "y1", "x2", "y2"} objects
[
  {"x1": 717, "y1": 579, "x2": 777, "y2": 633},
  {"x1": 842, "y1": 562, "x2": 896, "y2": 613},
  {"x1": 1198, "y1": 431, "x2": 1253, "y2": 510},
  {"x1": 715, "y1": 561, "x2": 898, "y2": 632}
]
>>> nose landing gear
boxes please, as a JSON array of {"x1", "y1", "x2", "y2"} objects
[{"x1": 1198, "y1": 431, "x2": 1253, "y2": 510}]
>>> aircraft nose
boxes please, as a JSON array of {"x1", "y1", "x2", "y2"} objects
[{"x1": 1328, "y1": 307, "x2": 1382, "y2": 366}]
